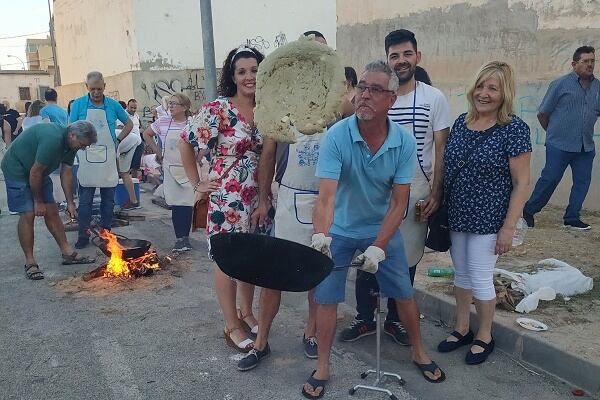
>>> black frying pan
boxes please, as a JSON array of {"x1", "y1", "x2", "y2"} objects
[
  {"x1": 210, "y1": 232, "x2": 334, "y2": 292},
  {"x1": 89, "y1": 227, "x2": 152, "y2": 259}
]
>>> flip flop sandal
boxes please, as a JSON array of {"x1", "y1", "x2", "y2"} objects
[
  {"x1": 62, "y1": 252, "x2": 96, "y2": 265},
  {"x1": 24, "y1": 264, "x2": 44, "y2": 280},
  {"x1": 301, "y1": 370, "x2": 328, "y2": 399},
  {"x1": 413, "y1": 360, "x2": 446, "y2": 383}
]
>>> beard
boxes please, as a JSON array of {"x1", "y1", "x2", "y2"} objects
[
  {"x1": 395, "y1": 64, "x2": 416, "y2": 84},
  {"x1": 356, "y1": 109, "x2": 374, "y2": 121}
]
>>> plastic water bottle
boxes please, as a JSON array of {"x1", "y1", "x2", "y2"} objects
[
  {"x1": 512, "y1": 217, "x2": 527, "y2": 247},
  {"x1": 427, "y1": 267, "x2": 454, "y2": 277}
]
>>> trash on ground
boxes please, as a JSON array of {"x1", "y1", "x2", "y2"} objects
[
  {"x1": 494, "y1": 258, "x2": 593, "y2": 313},
  {"x1": 516, "y1": 317, "x2": 548, "y2": 331}
]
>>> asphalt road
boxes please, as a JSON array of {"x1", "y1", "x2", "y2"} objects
[{"x1": 0, "y1": 188, "x2": 583, "y2": 400}]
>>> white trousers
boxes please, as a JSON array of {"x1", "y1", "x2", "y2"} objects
[{"x1": 449, "y1": 231, "x2": 498, "y2": 301}]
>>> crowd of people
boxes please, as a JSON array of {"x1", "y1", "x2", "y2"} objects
[{"x1": 1, "y1": 26, "x2": 597, "y2": 399}]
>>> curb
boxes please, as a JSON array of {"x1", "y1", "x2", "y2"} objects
[{"x1": 413, "y1": 287, "x2": 600, "y2": 398}]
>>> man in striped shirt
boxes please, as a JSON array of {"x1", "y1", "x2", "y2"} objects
[
  {"x1": 339, "y1": 29, "x2": 451, "y2": 346},
  {"x1": 523, "y1": 46, "x2": 598, "y2": 230}
]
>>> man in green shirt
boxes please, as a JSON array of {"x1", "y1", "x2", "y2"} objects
[{"x1": 1, "y1": 121, "x2": 98, "y2": 280}]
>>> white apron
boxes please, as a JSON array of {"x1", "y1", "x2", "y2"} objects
[
  {"x1": 163, "y1": 120, "x2": 194, "y2": 207},
  {"x1": 77, "y1": 104, "x2": 118, "y2": 188},
  {"x1": 274, "y1": 128, "x2": 326, "y2": 246},
  {"x1": 399, "y1": 162, "x2": 431, "y2": 266}
]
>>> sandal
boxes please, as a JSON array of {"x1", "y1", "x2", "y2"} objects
[
  {"x1": 224, "y1": 326, "x2": 254, "y2": 353},
  {"x1": 413, "y1": 360, "x2": 446, "y2": 383},
  {"x1": 465, "y1": 338, "x2": 495, "y2": 365},
  {"x1": 437, "y1": 329, "x2": 474, "y2": 353},
  {"x1": 237, "y1": 309, "x2": 259, "y2": 339},
  {"x1": 62, "y1": 251, "x2": 96, "y2": 265},
  {"x1": 301, "y1": 370, "x2": 327, "y2": 399},
  {"x1": 24, "y1": 264, "x2": 44, "y2": 280}
]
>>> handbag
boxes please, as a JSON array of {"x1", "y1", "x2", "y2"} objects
[
  {"x1": 192, "y1": 154, "x2": 245, "y2": 231},
  {"x1": 425, "y1": 125, "x2": 496, "y2": 252}
]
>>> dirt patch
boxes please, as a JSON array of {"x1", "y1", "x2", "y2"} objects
[
  {"x1": 51, "y1": 252, "x2": 195, "y2": 298},
  {"x1": 418, "y1": 205, "x2": 600, "y2": 364}
]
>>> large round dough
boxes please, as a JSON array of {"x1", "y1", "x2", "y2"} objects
[{"x1": 255, "y1": 36, "x2": 345, "y2": 143}]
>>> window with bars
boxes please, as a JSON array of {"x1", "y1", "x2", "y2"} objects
[{"x1": 18, "y1": 87, "x2": 31, "y2": 101}]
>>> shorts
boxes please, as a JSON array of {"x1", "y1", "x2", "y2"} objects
[
  {"x1": 314, "y1": 230, "x2": 414, "y2": 304},
  {"x1": 5, "y1": 176, "x2": 55, "y2": 213},
  {"x1": 130, "y1": 142, "x2": 144, "y2": 170}
]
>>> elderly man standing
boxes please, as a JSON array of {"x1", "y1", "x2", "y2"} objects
[
  {"x1": 69, "y1": 71, "x2": 133, "y2": 248},
  {"x1": 1, "y1": 121, "x2": 98, "y2": 280},
  {"x1": 303, "y1": 61, "x2": 444, "y2": 398},
  {"x1": 523, "y1": 46, "x2": 599, "y2": 230}
]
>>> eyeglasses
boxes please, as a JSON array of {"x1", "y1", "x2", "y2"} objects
[
  {"x1": 168, "y1": 101, "x2": 183, "y2": 106},
  {"x1": 356, "y1": 84, "x2": 394, "y2": 96}
]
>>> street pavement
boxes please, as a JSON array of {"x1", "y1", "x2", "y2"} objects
[{"x1": 0, "y1": 186, "x2": 584, "y2": 400}]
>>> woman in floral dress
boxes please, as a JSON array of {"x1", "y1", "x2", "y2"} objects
[{"x1": 179, "y1": 45, "x2": 267, "y2": 352}]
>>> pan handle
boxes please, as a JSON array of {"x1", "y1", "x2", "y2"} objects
[{"x1": 88, "y1": 226, "x2": 128, "y2": 241}]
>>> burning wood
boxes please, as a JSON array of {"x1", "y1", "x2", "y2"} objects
[{"x1": 83, "y1": 230, "x2": 165, "y2": 281}]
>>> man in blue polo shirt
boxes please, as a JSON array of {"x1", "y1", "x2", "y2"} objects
[
  {"x1": 40, "y1": 88, "x2": 68, "y2": 126},
  {"x1": 523, "y1": 46, "x2": 599, "y2": 230},
  {"x1": 70, "y1": 71, "x2": 133, "y2": 248},
  {"x1": 302, "y1": 60, "x2": 444, "y2": 398}
]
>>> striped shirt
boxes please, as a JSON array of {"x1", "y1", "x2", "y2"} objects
[
  {"x1": 387, "y1": 81, "x2": 450, "y2": 179},
  {"x1": 539, "y1": 71, "x2": 600, "y2": 152}
]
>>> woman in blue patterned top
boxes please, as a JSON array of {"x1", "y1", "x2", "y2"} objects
[{"x1": 437, "y1": 62, "x2": 532, "y2": 364}]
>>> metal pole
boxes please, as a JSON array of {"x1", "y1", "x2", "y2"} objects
[
  {"x1": 199, "y1": 0, "x2": 217, "y2": 102},
  {"x1": 47, "y1": 0, "x2": 61, "y2": 86}
]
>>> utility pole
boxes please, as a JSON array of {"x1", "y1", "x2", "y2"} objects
[
  {"x1": 199, "y1": 0, "x2": 217, "y2": 102},
  {"x1": 47, "y1": 0, "x2": 61, "y2": 86}
]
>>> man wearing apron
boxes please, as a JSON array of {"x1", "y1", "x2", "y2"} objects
[
  {"x1": 340, "y1": 29, "x2": 451, "y2": 345},
  {"x1": 69, "y1": 71, "x2": 133, "y2": 249}
]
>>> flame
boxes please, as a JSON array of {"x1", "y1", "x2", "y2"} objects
[{"x1": 98, "y1": 230, "x2": 159, "y2": 278}]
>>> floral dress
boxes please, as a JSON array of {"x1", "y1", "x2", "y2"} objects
[{"x1": 181, "y1": 96, "x2": 269, "y2": 242}]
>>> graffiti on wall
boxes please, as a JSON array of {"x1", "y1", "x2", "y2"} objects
[
  {"x1": 138, "y1": 71, "x2": 206, "y2": 125},
  {"x1": 242, "y1": 32, "x2": 288, "y2": 51}
]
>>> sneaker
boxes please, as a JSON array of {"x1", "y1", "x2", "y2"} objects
[
  {"x1": 303, "y1": 335, "x2": 318, "y2": 359},
  {"x1": 338, "y1": 319, "x2": 376, "y2": 342},
  {"x1": 564, "y1": 220, "x2": 591, "y2": 230},
  {"x1": 74, "y1": 237, "x2": 89, "y2": 249},
  {"x1": 384, "y1": 321, "x2": 410, "y2": 346},
  {"x1": 172, "y1": 238, "x2": 192, "y2": 252},
  {"x1": 121, "y1": 201, "x2": 142, "y2": 211},
  {"x1": 237, "y1": 343, "x2": 270, "y2": 371},
  {"x1": 522, "y1": 210, "x2": 534, "y2": 228}
]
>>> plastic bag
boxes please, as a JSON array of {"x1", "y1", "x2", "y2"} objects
[{"x1": 515, "y1": 287, "x2": 556, "y2": 313}]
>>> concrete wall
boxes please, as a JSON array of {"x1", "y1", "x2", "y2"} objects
[
  {"x1": 54, "y1": 0, "x2": 139, "y2": 85},
  {"x1": 336, "y1": 0, "x2": 600, "y2": 211},
  {"x1": 0, "y1": 71, "x2": 53, "y2": 112},
  {"x1": 132, "y1": 69, "x2": 207, "y2": 126}
]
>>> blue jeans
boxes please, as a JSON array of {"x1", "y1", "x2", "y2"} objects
[
  {"x1": 78, "y1": 186, "x2": 115, "y2": 238},
  {"x1": 525, "y1": 144, "x2": 595, "y2": 222},
  {"x1": 314, "y1": 231, "x2": 413, "y2": 304}
]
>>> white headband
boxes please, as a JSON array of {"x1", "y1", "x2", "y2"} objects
[{"x1": 231, "y1": 46, "x2": 256, "y2": 69}]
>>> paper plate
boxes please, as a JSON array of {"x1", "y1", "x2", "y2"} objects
[{"x1": 516, "y1": 317, "x2": 548, "y2": 331}]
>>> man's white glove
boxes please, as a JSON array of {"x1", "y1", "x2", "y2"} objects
[
  {"x1": 352, "y1": 246, "x2": 385, "y2": 274},
  {"x1": 311, "y1": 233, "x2": 332, "y2": 258}
]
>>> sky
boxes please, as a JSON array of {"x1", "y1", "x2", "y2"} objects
[{"x1": 0, "y1": 0, "x2": 53, "y2": 70}]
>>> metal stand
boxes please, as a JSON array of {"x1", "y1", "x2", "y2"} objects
[{"x1": 348, "y1": 291, "x2": 405, "y2": 399}]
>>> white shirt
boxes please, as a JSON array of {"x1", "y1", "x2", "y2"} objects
[
  {"x1": 388, "y1": 81, "x2": 450, "y2": 179},
  {"x1": 116, "y1": 112, "x2": 141, "y2": 138}
]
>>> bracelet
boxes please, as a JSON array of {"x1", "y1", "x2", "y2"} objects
[{"x1": 193, "y1": 182, "x2": 202, "y2": 192}]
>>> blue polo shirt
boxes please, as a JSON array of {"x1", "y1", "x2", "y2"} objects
[
  {"x1": 69, "y1": 94, "x2": 129, "y2": 142},
  {"x1": 316, "y1": 115, "x2": 417, "y2": 238},
  {"x1": 40, "y1": 103, "x2": 68, "y2": 126},
  {"x1": 539, "y1": 71, "x2": 600, "y2": 152}
]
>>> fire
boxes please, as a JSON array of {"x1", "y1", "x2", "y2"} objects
[{"x1": 98, "y1": 230, "x2": 160, "y2": 278}]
